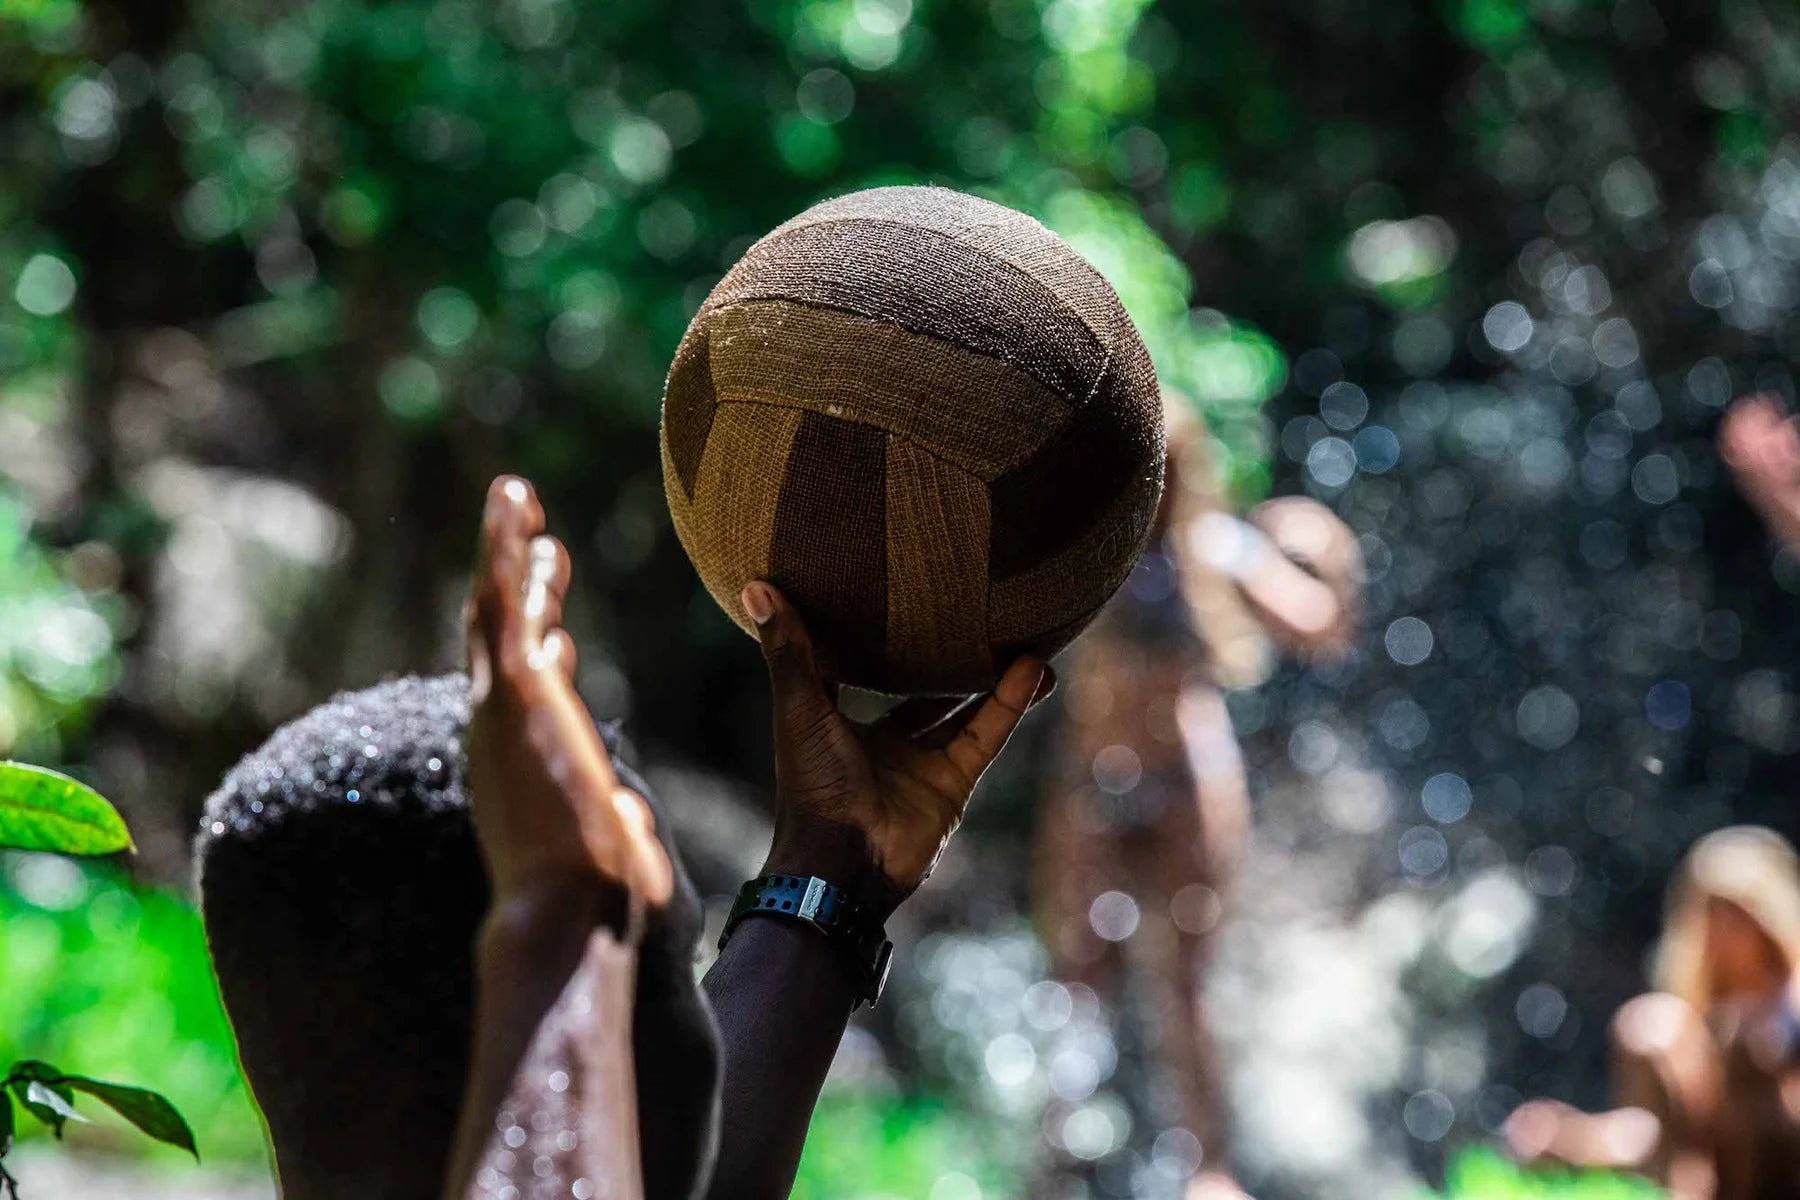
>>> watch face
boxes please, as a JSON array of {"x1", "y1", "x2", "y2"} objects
[{"x1": 798, "y1": 876, "x2": 829, "y2": 920}]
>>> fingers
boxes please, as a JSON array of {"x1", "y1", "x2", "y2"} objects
[
  {"x1": 471, "y1": 477, "x2": 580, "y2": 682},
  {"x1": 536, "y1": 627, "x2": 579, "y2": 681},
  {"x1": 1722, "y1": 394, "x2": 1797, "y2": 470},
  {"x1": 464, "y1": 598, "x2": 494, "y2": 700},
  {"x1": 1502, "y1": 1099, "x2": 1567, "y2": 1164},
  {"x1": 524, "y1": 534, "x2": 571, "y2": 636},
  {"x1": 472, "y1": 476, "x2": 546, "y2": 655},
  {"x1": 879, "y1": 694, "x2": 975, "y2": 740},
  {"x1": 900, "y1": 665, "x2": 1056, "y2": 750},
  {"x1": 478, "y1": 476, "x2": 546, "y2": 598},
  {"x1": 742, "y1": 581, "x2": 835, "y2": 729},
  {"x1": 610, "y1": 785, "x2": 674, "y2": 906},
  {"x1": 940, "y1": 657, "x2": 1049, "y2": 783}
]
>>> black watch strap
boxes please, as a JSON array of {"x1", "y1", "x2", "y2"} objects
[{"x1": 719, "y1": 874, "x2": 894, "y2": 1008}]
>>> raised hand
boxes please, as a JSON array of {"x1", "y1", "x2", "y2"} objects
[
  {"x1": 740, "y1": 581, "x2": 1050, "y2": 918},
  {"x1": 465, "y1": 475, "x2": 672, "y2": 909},
  {"x1": 448, "y1": 475, "x2": 678, "y2": 1200},
  {"x1": 1721, "y1": 393, "x2": 1800, "y2": 551}
]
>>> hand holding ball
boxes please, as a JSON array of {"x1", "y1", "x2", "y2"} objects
[{"x1": 661, "y1": 186, "x2": 1164, "y2": 694}]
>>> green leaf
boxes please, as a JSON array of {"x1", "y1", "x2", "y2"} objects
[
  {"x1": 23, "y1": 1084, "x2": 83, "y2": 1127},
  {"x1": 7, "y1": 1073, "x2": 82, "y2": 1139},
  {"x1": 0, "y1": 762, "x2": 133, "y2": 856},
  {"x1": 59, "y1": 1077, "x2": 198, "y2": 1160}
]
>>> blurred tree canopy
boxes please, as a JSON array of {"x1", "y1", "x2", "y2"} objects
[
  {"x1": 9, "y1": 0, "x2": 1800, "y2": 1189},
  {"x1": 0, "y1": 0, "x2": 1289, "y2": 855}
]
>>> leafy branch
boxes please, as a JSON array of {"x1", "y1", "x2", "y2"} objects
[
  {"x1": 0, "y1": 1060, "x2": 198, "y2": 1199},
  {"x1": 0, "y1": 762, "x2": 194, "y2": 1197}
]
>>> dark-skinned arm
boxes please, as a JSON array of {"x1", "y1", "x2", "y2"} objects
[
  {"x1": 701, "y1": 581, "x2": 1048, "y2": 1200},
  {"x1": 446, "y1": 884, "x2": 645, "y2": 1200},
  {"x1": 442, "y1": 476, "x2": 675, "y2": 1200},
  {"x1": 700, "y1": 913, "x2": 862, "y2": 1198}
]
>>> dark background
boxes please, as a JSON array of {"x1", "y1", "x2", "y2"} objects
[{"x1": 5, "y1": 0, "x2": 1800, "y2": 1194}]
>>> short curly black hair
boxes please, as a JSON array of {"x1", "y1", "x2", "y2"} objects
[{"x1": 196, "y1": 674, "x2": 720, "y2": 1200}]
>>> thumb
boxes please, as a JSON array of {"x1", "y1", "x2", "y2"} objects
[{"x1": 743, "y1": 582, "x2": 834, "y2": 729}]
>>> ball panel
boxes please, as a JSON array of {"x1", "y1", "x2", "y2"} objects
[
  {"x1": 884, "y1": 437, "x2": 993, "y2": 693},
  {"x1": 1103, "y1": 300, "x2": 1164, "y2": 418},
  {"x1": 663, "y1": 325, "x2": 716, "y2": 500},
  {"x1": 707, "y1": 217, "x2": 1106, "y2": 400},
  {"x1": 992, "y1": 599, "x2": 1110, "y2": 673},
  {"x1": 663, "y1": 185, "x2": 1167, "y2": 695},
  {"x1": 705, "y1": 298, "x2": 1070, "y2": 480},
  {"x1": 987, "y1": 454, "x2": 1162, "y2": 644},
  {"x1": 765, "y1": 186, "x2": 1120, "y2": 347},
  {"x1": 987, "y1": 317, "x2": 1162, "y2": 578},
  {"x1": 767, "y1": 410, "x2": 890, "y2": 687},
  {"x1": 665, "y1": 400, "x2": 805, "y2": 633}
]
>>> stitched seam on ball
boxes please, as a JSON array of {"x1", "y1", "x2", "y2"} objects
[
  {"x1": 704, "y1": 290, "x2": 1090, "y2": 374},
  {"x1": 702, "y1": 292, "x2": 1087, "y2": 420},
  {"x1": 703, "y1": 214, "x2": 1120, "y2": 377},
  {"x1": 702, "y1": 297, "x2": 1074, "y2": 479}
]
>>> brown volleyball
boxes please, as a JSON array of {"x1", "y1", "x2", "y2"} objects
[{"x1": 660, "y1": 185, "x2": 1165, "y2": 694}]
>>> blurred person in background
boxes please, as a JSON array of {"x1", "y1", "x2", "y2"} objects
[
  {"x1": 1721, "y1": 393, "x2": 1800, "y2": 554},
  {"x1": 1032, "y1": 395, "x2": 1362, "y2": 1200},
  {"x1": 1505, "y1": 826, "x2": 1800, "y2": 1200},
  {"x1": 199, "y1": 475, "x2": 1051, "y2": 1200}
]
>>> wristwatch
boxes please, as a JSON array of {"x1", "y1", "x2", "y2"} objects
[{"x1": 719, "y1": 873, "x2": 894, "y2": 1008}]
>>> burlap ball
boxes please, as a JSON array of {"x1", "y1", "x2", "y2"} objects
[{"x1": 660, "y1": 185, "x2": 1165, "y2": 694}]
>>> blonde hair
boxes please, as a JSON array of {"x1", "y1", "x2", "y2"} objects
[{"x1": 1651, "y1": 825, "x2": 1800, "y2": 1012}]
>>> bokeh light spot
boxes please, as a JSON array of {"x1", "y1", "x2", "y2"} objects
[
  {"x1": 1516, "y1": 983, "x2": 1568, "y2": 1039},
  {"x1": 1516, "y1": 685, "x2": 1579, "y2": 750},
  {"x1": 1402, "y1": 1090, "x2": 1454, "y2": 1142},
  {"x1": 1421, "y1": 773, "x2": 1473, "y2": 824},
  {"x1": 1385, "y1": 616, "x2": 1434, "y2": 665},
  {"x1": 1089, "y1": 891, "x2": 1140, "y2": 943},
  {"x1": 15, "y1": 254, "x2": 77, "y2": 316}
]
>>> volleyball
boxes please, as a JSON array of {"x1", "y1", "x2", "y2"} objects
[{"x1": 661, "y1": 185, "x2": 1165, "y2": 694}]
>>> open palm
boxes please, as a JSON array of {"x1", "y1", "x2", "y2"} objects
[{"x1": 742, "y1": 581, "x2": 1049, "y2": 917}]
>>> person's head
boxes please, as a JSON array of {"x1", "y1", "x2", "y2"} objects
[
  {"x1": 196, "y1": 674, "x2": 720, "y2": 1200},
  {"x1": 1653, "y1": 826, "x2": 1800, "y2": 1012}
]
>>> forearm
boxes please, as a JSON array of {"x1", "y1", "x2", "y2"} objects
[
  {"x1": 707, "y1": 579, "x2": 1043, "y2": 1199},
  {"x1": 444, "y1": 885, "x2": 643, "y2": 1200},
  {"x1": 700, "y1": 915, "x2": 861, "y2": 1200}
]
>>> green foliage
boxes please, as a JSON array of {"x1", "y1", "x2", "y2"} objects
[
  {"x1": 0, "y1": 859, "x2": 265, "y2": 1169},
  {"x1": 4, "y1": 1061, "x2": 196, "y2": 1158},
  {"x1": 0, "y1": 497, "x2": 122, "y2": 763},
  {"x1": 8, "y1": 1075, "x2": 76, "y2": 1138},
  {"x1": 791, "y1": 1090, "x2": 1017, "y2": 1199},
  {"x1": 0, "y1": 763, "x2": 131, "y2": 857},
  {"x1": 11, "y1": 0, "x2": 1283, "y2": 460},
  {"x1": 0, "y1": 769, "x2": 201, "y2": 1194},
  {"x1": 1430, "y1": 1149, "x2": 1663, "y2": 1200}
]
